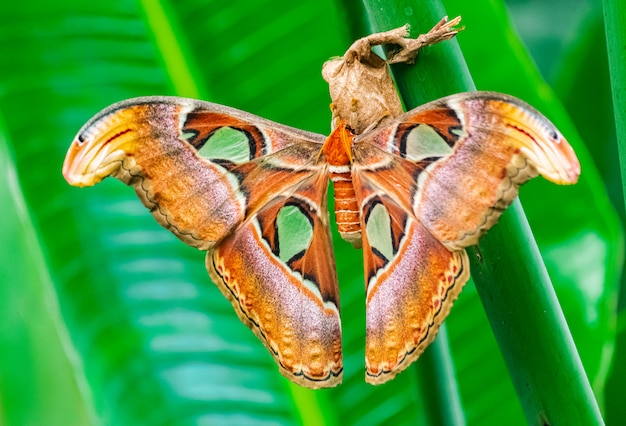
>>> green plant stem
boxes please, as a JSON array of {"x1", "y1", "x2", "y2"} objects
[
  {"x1": 362, "y1": 0, "x2": 603, "y2": 423},
  {"x1": 472, "y1": 201, "x2": 603, "y2": 424},
  {"x1": 602, "y1": 0, "x2": 626, "y2": 213},
  {"x1": 416, "y1": 326, "x2": 465, "y2": 426}
]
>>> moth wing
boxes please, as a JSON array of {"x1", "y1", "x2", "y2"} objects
[
  {"x1": 63, "y1": 97, "x2": 341, "y2": 388},
  {"x1": 207, "y1": 170, "x2": 343, "y2": 388},
  {"x1": 357, "y1": 91, "x2": 580, "y2": 251},
  {"x1": 62, "y1": 96, "x2": 327, "y2": 250},
  {"x1": 354, "y1": 91, "x2": 578, "y2": 383},
  {"x1": 353, "y1": 172, "x2": 469, "y2": 384}
]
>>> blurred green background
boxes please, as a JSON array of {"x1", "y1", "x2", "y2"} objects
[{"x1": 0, "y1": 0, "x2": 623, "y2": 424}]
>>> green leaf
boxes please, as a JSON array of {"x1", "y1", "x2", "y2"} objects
[
  {"x1": 602, "y1": 0, "x2": 626, "y2": 211},
  {"x1": 0, "y1": 114, "x2": 94, "y2": 426}
]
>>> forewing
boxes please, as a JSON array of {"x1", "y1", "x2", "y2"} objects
[
  {"x1": 207, "y1": 171, "x2": 343, "y2": 389},
  {"x1": 62, "y1": 96, "x2": 327, "y2": 250},
  {"x1": 358, "y1": 91, "x2": 580, "y2": 251}
]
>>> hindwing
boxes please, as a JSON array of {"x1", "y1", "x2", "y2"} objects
[{"x1": 207, "y1": 172, "x2": 343, "y2": 388}]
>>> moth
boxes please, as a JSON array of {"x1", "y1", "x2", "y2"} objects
[{"x1": 63, "y1": 17, "x2": 580, "y2": 389}]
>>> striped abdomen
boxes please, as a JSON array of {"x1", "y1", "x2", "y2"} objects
[
  {"x1": 330, "y1": 167, "x2": 362, "y2": 247},
  {"x1": 322, "y1": 122, "x2": 362, "y2": 248}
]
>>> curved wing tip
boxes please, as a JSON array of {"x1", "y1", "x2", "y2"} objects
[
  {"x1": 62, "y1": 137, "x2": 106, "y2": 187},
  {"x1": 62, "y1": 140, "x2": 87, "y2": 187},
  {"x1": 559, "y1": 137, "x2": 581, "y2": 184},
  {"x1": 541, "y1": 135, "x2": 581, "y2": 185}
]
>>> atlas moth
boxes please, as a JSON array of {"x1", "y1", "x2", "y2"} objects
[{"x1": 63, "y1": 17, "x2": 579, "y2": 389}]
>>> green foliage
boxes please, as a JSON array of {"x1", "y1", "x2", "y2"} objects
[{"x1": 0, "y1": 0, "x2": 622, "y2": 425}]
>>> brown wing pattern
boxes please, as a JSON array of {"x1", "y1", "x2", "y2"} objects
[
  {"x1": 63, "y1": 97, "x2": 327, "y2": 250},
  {"x1": 63, "y1": 90, "x2": 579, "y2": 388},
  {"x1": 354, "y1": 91, "x2": 578, "y2": 384},
  {"x1": 360, "y1": 91, "x2": 580, "y2": 251},
  {"x1": 353, "y1": 164, "x2": 469, "y2": 384},
  {"x1": 63, "y1": 96, "x2": 342, "y2": 388}
]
